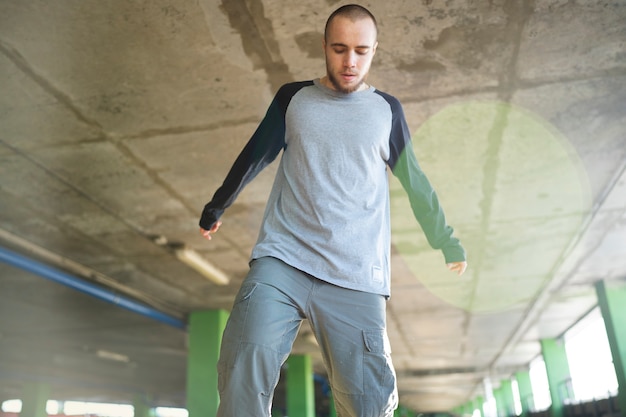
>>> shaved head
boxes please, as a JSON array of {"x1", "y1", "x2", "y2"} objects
[{"x1": 324, "y1": 4, "x2": 378, "y2": 42}]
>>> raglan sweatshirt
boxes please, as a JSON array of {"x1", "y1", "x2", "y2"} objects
[{"x1": 199, "y1": 79, "x2": 465, "y2": 297}]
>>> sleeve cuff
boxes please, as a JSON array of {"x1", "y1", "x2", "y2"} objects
[{"x1": 442, "y1": 244, "x2": 466, "y2": 263}]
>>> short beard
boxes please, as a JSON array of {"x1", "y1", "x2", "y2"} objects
[{"x1": 327, "y1": 70, "x2": 364, "y2": 94}]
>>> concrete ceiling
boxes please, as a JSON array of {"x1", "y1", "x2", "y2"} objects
[{"x1": 1, "y1": 0, "x2": 626, "y2": 413}]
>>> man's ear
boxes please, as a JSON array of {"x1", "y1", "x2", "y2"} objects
[{"x1": 372, "y1": 41, "x2": 378, "y2": 55}]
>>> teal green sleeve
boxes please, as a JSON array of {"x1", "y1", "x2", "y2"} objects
[
  {"x1": 391, "y1": 141, "x2": 466, "y2": 263},
  {"x1": 376, "y1": 88, "x2": 465, "y2": 263}
]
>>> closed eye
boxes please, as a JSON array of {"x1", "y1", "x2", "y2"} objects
[{"x1": 332, "y1": 47, "x2": 370, "y2": 55}]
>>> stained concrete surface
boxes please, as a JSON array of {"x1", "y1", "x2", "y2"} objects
[{"x1": 1, "y1": 0, "x2": 625, "y2": 413}]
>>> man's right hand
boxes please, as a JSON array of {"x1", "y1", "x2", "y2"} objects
[{"x1": 200, "y1": 221, "x2": 222, "y2": 241}]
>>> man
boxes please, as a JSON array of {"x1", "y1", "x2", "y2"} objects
[{"x1": 199, "y1": 4, "x2": 467, "y2": 417}]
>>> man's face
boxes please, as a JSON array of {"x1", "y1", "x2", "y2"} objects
[{"x1": 323, "y1": 16, "x2": 378, "y2": 93}]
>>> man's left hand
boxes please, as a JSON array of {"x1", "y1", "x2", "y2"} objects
[{"x1": 447, "y1": 261, "x2": 467, "y2": 276}]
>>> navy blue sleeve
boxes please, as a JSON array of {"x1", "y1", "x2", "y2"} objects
[
  {"x1": 199, "y1": 82, "x2": 312, "y2": 230},
  {"x1": 377, "y1": 91, "x2": 466, "y2": 263}
]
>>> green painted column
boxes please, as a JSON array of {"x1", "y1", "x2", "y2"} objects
[
  {"x1": 473, "y1": 396, "x2": 484, "y2": 417},
  {"x1": 596, "y1": 280, "x2": 626, "y2": 413},
  {"x1": 540, "y1": 338, "x2": 571, "y2": 417},
  {"x1": 515, "y1": 371, "x2": 534, "y2": 416},
  {"x1": 20, "y1": 382, "x2": 49, "y2": 417},
  {"x1": 186, "y1": 309, "x2": 228, "y2": 417},
  {"x1": 500, "y1": 380, "x2": 516, "y2": 417},
  {"x1": 329, "y1": 392, "x2": 337, "y2": 417},
  {"x1": 133, "y1": 394, "x2": 154, "y2": 417},
  {"x1": 286, "y1": 354, "x2": 315, "y2": 417}
]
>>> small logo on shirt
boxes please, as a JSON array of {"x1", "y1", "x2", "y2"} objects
[{"x1": 372, "y1": 265, "x2": 383, "y2": 283}]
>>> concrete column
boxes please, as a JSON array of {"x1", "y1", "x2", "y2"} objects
[
  {"x1": 515, "y1": 371, "x2": 534, "y2": 417},
  {"x1": 540, "y1": 338, "x2": 571, "y2": 417},
  {"x1": 20, "y1": 382, "x2": 49, "y2": 417},
  {"x1": 186, "y1": 309, "x2": 228, "y2": 417},
  {"x1": 56, "y1": 401, "x2": 65, "y2": 416},
  {"x1": 492, "y1": 386, "x2": 504, "y2": 417},
  {"x1": 596, "y1": 280, "x2": 626, "y2": 413},
  {"x1": 286, "y1": 355, "x2": 315, "y2": 417},
  {"x1": 482, "y1": 378, "x2": 497, "y2": 417}
]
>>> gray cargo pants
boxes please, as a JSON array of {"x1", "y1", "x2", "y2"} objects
[{"x1": 216, "y1": 256, "x2": 398, "y2": 417}]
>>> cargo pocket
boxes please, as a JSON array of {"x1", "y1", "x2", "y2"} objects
[
  {"x1": 363, "y1": 329, "x2": 388, "y2": 354},
  {"x1": 362, "y1": 328, "x2": 395, "y2": 396}
]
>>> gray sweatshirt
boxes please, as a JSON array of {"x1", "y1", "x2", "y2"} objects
[{"x1": 200, "y1": 79, "x2": 465, "y2": 296}]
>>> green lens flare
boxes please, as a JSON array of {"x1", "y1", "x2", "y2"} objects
[{"x1": 390, "y1": 100, "x2": 591, "y2": 313}]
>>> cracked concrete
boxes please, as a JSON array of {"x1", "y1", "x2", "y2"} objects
[{"x1": 1, "y1": 0, "x2": 626, "y2": 412}]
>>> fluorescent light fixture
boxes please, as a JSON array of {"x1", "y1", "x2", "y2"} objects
[
  {"x1": 174, "y1": 247, "x2": 230, "y2": 286},
  {"x1": 96, "y1": 349, "x2": 130, "y2": 363}
]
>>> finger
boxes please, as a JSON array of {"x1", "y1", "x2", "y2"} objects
[
  {"x1": 447, "y1": 262, "x2": 465, "y2": 275},
  {"x1": 210, "y1": 221, "x2": 222, "y2": 232},
  {"x1": 199, "y1": 228, "x2": 212, "y2": 240}
]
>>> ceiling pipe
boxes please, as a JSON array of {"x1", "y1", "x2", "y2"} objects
[
  {"x1": 0, "y1": 227, "x2": 184, "y2": 318},
  {"x1": 0, "y1": 245, "x2": 186, "y2": 330}
]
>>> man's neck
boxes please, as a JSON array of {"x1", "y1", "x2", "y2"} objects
[{"x1": 320, "y1": 76, "x2": 369, "y2": 92}]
